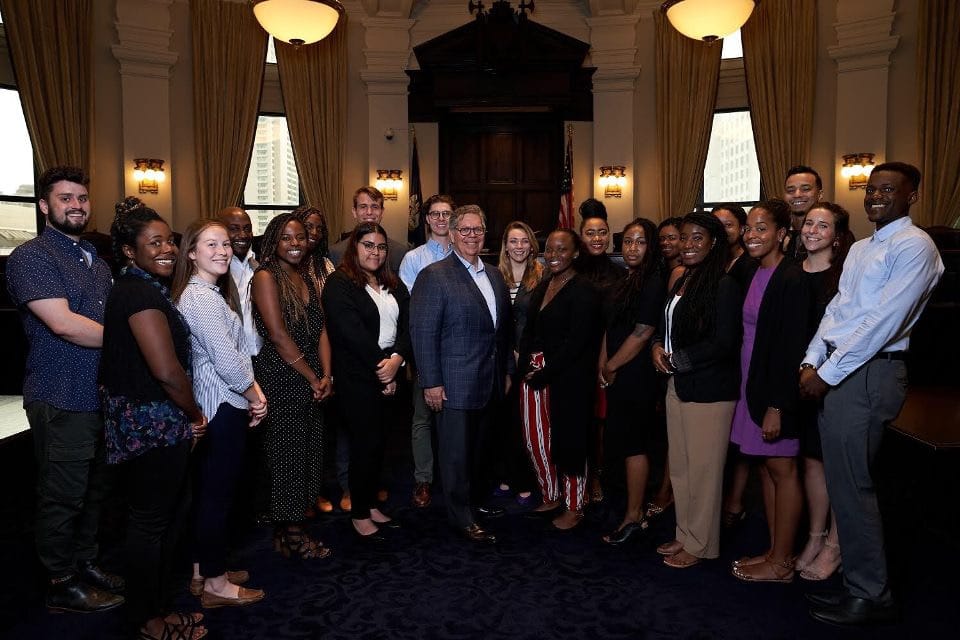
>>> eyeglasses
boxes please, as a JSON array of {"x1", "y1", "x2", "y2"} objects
[
  {"x1": 358, "y1": 240, "x2": 389, "y2": 253},
  {"x1": 356, "y1": 203, "x2": 383, "y2": 213},
  {"x1": 456, "y1": 226, "x2": 486, "y2": 237},
  {"x1": 427, "y1": 210, "x2": 453, "y2": 220}
]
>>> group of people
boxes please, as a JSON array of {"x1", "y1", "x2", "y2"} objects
[{"x1": 6, "y1": 158, "x2": 943, "y2": 637}]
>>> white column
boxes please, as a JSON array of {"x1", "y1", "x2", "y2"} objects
[
  {"x1": 828, "y1": 0, "x2": 898, "y2": 238},
  {"x1": 111, "y1": 0, "x2": 179, "y2": 225}
]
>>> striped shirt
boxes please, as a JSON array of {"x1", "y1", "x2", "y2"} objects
[{"x1": 177, "y1": 276, "x2": 255, "y2": 417}]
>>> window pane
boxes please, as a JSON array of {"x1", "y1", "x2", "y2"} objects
[
  {"x1": 703, "y1": 110, "x2": 760, "y2": 204},
  {"x1": 243, "y1": 115, "x2": 300, "y2": 208},
  {"x1": 0, "y1": 90, "x2": 35, "y2": 197},
  {"x1": 0, "y1": 202, "x2": 37, "y2": 255},
  {"x1": 266, "y1": 37, "x2": 276, "y2": 64},
  {"x1": 721, "y1": 30, "x2": 743, "y2": 59},
  {"x1": 245, "y1": 208, "x2": 296, "y2": 236}
]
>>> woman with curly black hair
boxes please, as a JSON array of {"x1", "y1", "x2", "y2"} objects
[
  {"x1": 651, "y1": 212, "x2": 741, "y2": 569},
  {"x1": 100, "y1": 197, "x2": 207, "y2": 639},
  {"x1": 251, "y1": 213, "x2": 333, "y2": 560}
]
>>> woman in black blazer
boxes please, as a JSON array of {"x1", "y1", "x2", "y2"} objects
[
  {"x1": 651, "y1": 212, "x2": 741, "y2": 569},
  {"x1": 519, "y1": 228, "x2": 603, "y2": 531},
  {"x1": 728, "y1": 199, "x2": 812, "y2": 583},
  {"x1": 321, "y1": 223, "x2": 411, "y2": 541}
]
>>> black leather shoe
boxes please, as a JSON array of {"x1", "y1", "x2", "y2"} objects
[
  {"x1": 352, "y1": 527, "x2": 386, "y2": 543},
  {"x1": 78, "y1": 561, "x2": 125, "y2": 593},
  {"x1": 804, "y1": 590, "x2": 844, "y2": 608},
  {"x1": 476, "y1": 506, "x2": 505, "y2": 519},
  {"x1": 373, "y1": 518, "x2": 401, "y2": 529},
  {"x1": 460, "y1": 524, "x2": 497, "y2": 545},
  {"x1": 809, "y1": 596, "x2": 898, "y2": 627},
  {"x1": 603, "y1": 520, "x2": 649, "y2": 546},
  {"x1": 46, "y1": 576, "x2": 124, "y2": 613}
]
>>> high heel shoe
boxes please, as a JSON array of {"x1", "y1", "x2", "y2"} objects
[
  {"x1": 276, "y1": 526, "x2": 332, "y2": 559},
  {"x1": 602, "y1": 519, "x2": 649, "y2": 546}
]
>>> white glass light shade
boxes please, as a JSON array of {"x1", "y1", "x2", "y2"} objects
[
  {"x1": 663, "y1": 0, "x2": 757, "y2": 42},
  {"x1": 253, "y1": 0, "x2": 343, "y2": 46}
]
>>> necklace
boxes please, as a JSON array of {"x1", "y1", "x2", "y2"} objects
[{"x1": 548, "y1": 272, "x2": 574, "y2": 290}]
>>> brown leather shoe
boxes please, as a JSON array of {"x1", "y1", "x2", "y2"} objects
[
  {"x1": 200, "y1": 585, "x2": 265, "y2": 609},
  {"x1": 460, "y1": 523, "x2": 497, "y2": 545},
  {"x1": 189, "y1": 570, "x2": 250, "y2": 597},
  {"x1": 412, "y1": 482, "x2": 431, "y2": 508}
]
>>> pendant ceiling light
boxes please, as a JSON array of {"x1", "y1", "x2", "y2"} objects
[
  {"x1": 661, "y1": 0, "x2": 758, "y2": 42},
  {"x1": 253, "y1": 0, "x2": 344, "y2": 47}
]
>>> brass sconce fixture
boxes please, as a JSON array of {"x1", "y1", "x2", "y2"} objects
[
  {"x1": 598, "y1": 165, "x2": 627, "y2": 199},
  {"x1": 133, "y1": 159, "x2": 166, "y2": 194},
  {"x1": 840, "y1": 153, "x2": 875, "y2": 190},
  {"x1": 375, "y1": 169, "x2": 403, "y2": 200}
]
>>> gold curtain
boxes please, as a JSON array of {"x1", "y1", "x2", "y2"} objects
[
  {"x1": 275, "y1": 22, "x2": 347, "y2": 239},
  {"x1": 917, "y1": 0, "x2": 960, "y2": 228},
  {"x1": 191, "y1": 0, "x2": 268, "y2": 216},
  {"x1": 655, "y1": 12, "x2": 722, "y2": 218},
  {"x1": 741, "y1": 0, "x2": 816, "y2": 197},
  {"x1": 0, "y1": 0, "x2": 91, "y2": 173}
]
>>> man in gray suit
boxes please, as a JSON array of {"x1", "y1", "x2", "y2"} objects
[{"x1": 410, "y1": 205, "x2": 514, "y2": 544}]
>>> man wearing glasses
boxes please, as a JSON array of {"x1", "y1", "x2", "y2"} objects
[
  {"x1": 410, "y1": 205, "x2": 514, "y2": 544},
  {"x1": 399, "y1": 195, "x2": 457, "y2": 508},
  {"x1": 330, "y1": 186, "x2": 409, "y2": 272}
]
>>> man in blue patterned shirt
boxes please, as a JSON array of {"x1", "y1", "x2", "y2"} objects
[{"x1": 6, "y1": 167, "x2": 124, "y2": 613}]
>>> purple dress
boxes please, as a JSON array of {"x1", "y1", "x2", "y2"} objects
[{"x1": 730, "y1": 266, "x2": 800, "y2": 456}]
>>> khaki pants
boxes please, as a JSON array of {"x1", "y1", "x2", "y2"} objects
[{"x1": 665, "y1": 379, "x2": 735, "y2": 559}]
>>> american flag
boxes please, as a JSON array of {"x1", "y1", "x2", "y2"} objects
[{"x1": 558, "y1": 126, "x2": 574, "y2": 229}]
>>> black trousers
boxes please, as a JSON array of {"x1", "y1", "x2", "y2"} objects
[
  {"x1": 26, "y1": 401, "x2": 108, "y2": 580},
  {"x1": 341, "y1": 384, "x2": 387, "y2": 519},
  {"x1": 193, "y1": 404, "x2": 247, "y2": 577},
  {"x1": 435, "y1": 406, "x2": 493, "y2": 528},
  {"x1": 121, "y1": 440, "x2": 191, "y2": 627}
]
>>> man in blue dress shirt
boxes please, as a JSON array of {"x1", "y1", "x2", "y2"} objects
[
  {"x1": 800, "y1": 162, "x2": 944, "y2": 626},
  {"x1": 6, "y1": 167, "x2": 124, "y2": 613}
]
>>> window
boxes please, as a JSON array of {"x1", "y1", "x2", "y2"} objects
[
  {"x1": 241, "y1": 114, "x2": 301, "y2": 235},
  {"x1": 0, "y1": 86, "x2": 37, "y2": 255},
  {"x1": 721, "y1": 29, "x2": 743, "y2": 60},
  {"x1": 696, "y1": 109, "x2": 761, "y2": 213}
]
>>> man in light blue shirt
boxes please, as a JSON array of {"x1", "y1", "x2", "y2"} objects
[
  {"x1": 800, "y1": 162, "x2": 944, "y2": 626},
  {"x1": 399, "y1": 194, "x2": 456, "y2": 507}
]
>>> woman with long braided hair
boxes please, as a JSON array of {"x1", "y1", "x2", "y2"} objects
[
  {"x1": 651, "y1": 212, "x2": 741, "y2": 569},
  {"x1": 251, "y1": 213, "x2": 333, "y2": 559}
]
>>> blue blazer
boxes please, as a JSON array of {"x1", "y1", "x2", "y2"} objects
[{"x1": 410, "y1": 252, "x2": 514, "y2": 410}]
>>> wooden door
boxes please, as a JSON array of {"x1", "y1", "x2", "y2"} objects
[{"x1": 440, "y1": 113, "x2": 561, "y2": 251}]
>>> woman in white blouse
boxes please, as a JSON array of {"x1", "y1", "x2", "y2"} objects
[
  {"x1": 321, "y1": 222, "x2": 411, "y2": 542},
  {"x1": 171, "y1": 219, "x2": 267, "y2": 608}
]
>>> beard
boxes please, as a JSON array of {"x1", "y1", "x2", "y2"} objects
[{"x1": 48, "y1": 209, "x2": 89, "y2": 235}]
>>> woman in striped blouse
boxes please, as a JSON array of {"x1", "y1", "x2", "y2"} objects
[{"x1": 172, "y1": 219, "x2": 268, "y2": 608}]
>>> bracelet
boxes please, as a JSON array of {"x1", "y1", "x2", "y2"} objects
[
  {"x1": 769, "y1": 407, "x2": 781, "y2": 414},
  {"x1": 799, "y1": 363, "x2": 816, "y2": 372},
  {"x1": 286, "y1": 354, "x2": 305, "y2": 366},
  {"x1": 319, "y1": 374, "x2": 334, "y2": 385}
]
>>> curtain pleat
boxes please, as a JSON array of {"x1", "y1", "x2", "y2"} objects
[
  {"x1": 274, "y1": 22, "x2": 347, "y2": 240},
  {"x1": 654, "y1": 11, "x2": 722, "y2": 218},
  {"x1": 917, "y1": 0, "x2": 960, "y2": 228},
  {"x1": 0, "y1": 0, "x2": 92, "y2": 174},
  {"x1": 741, "y1": 0, "x2": 816, "y2": 197},
  {"x1": 191, "y1": 0, "x2": 268, "y2": 216}
]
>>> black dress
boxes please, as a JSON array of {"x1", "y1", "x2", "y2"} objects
[
  {"x1": 800, "y1": 268, "x2": 831, "y2": 459},
  {"x1": 253, "y1": 273, "x2": 325, "y2": 522},
  {"x1": 604, "y1": 272, "x2": 667, "y2": 458}
]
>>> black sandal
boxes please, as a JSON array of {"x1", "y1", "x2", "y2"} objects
[
  {"x1": 278, "y1": 526, "x2": 332, "y2": 560},
  {"x1": 139, "y1": 615, "x2": 207, "y2": 640}
]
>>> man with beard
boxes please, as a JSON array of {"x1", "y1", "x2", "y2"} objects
[
  {"x1": 218, "y1": 206, "x2": 261, "y2": 356},
  {"x1": 782, "y1": 165, "x2": 823, "y2": 258},
  {"x1": 7, "y1": 167, "x2": 124, "y2": 613}
]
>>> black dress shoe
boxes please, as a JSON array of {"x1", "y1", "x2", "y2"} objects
[
  {"x1": 352, "y1": 527, "x2": 386, "y2": 543},
  {"x1": 460, "y1": 524, "x2": 497, "y2": 545},
  {"x1": 603, "y1": 520, "x2": 649, "y2": 546},
  {"x1": 809, "y1": 596, "x2": 898, "y2": 627},
  {"x1": 804, "y1": 590, "x2": 844, "y2": 608},
  {"x1": 78, "y1": 561, "x2": 125, "y2": 593},
  {"x1": 476, "y1": 506, "x2": 505, "y2": 519},
  {"x1": 46, "y1": 576, "x2": 125, "y2": 613},
  {"x1": 373, "y1": 518, "x2": 401, "y2": 529}
]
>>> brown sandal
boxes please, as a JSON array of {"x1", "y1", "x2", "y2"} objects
[
  {"x1": 731, "y1": 557, "x2": 794, "y2": 583},
  {"x1": 277, "y1": 527, "x2": 332, "y2": 560}
]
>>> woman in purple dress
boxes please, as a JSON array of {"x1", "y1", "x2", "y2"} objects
[{"x1": 729, "y1": 199, "x2": 813, "y2": 583}]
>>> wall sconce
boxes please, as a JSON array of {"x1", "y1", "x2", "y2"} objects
[
  {"x1": 133, "y1": 159, "x2": 166, "y2": 194},
  {"x1": 375, "y1": 169, "x2": 403, "y2": 201},
  {"x1": 598, "y1": 165, "x2": 627, "y2": 198},
  {"x1": 840, "y1": 153, "x2": 875, "y2": 190}
]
